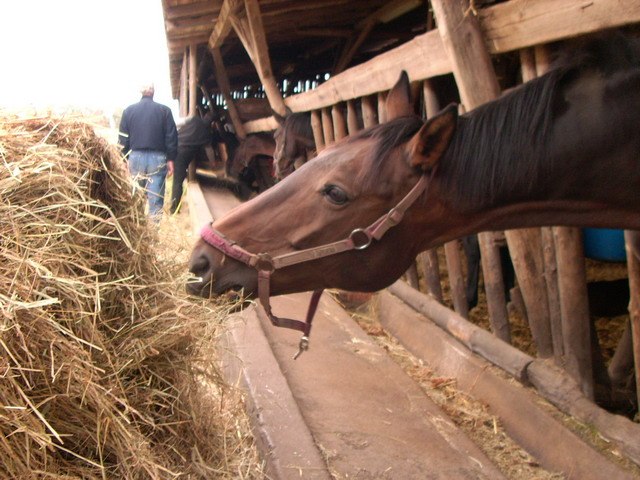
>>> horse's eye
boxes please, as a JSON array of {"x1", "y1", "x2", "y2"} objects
[{"x1": 322, "y1": 184, "x2": 349, "y2": 205}]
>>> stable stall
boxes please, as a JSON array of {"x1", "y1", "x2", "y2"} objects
[{"x1": 163, "y1": 0, "x2": 640, "y2": 476}]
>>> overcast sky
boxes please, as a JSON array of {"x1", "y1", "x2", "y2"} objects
[{"x1": 0, "y1": 0, "x2": 178, "y2": 115}]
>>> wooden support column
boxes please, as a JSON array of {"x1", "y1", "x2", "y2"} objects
[
  {"x1": 377, "y1": 92, "x2": 388, "y2": 123},
  {"x1": 624, "y1": 231, "x2": 640, "y2": 411},
  {"x1": 310, "y1": 110, "x2": 324, "y2": 151},
  {"x1": 361, "y1": 95, "x2": 377, "y2": 128},
  {"x1": 503, "y1": 48, "x2": 553, "y2": 356},
  {"x1": 211, "y1": 47, "x2": 246, "y2": 139},
  {"x1": 444, "y1": 240, "x2": 469, "y2": 318},
  {"x1": 230, "y1": 0, "x2": 287, "y2": 116},
  {"x1": 346, "y1": 100, "x2": 360, "y2": 135},
  {"x1": 179, "y1": 49, "x2": 188, "y2": 118},
  {"x1": 187, "y1": 44, "x2": 199, "y2": 181},
  {"x1": 419, "y1": 79, "x2": 444, "y2": 303},
  {"x1": 431, "y1": 0, "x2": 511, "y2": 339},
  {"x1": 321, "y1": 108, "x2": 335, "y2": 146},
  {"x1": 542, "y1": 226, "x2": 564, "y2": 360},
  {"x1": 534, "y1": 47, "x2": 564, "y2": 361},
  {"x1": 208, "y1": 0, "x2": 242, "y2": 50},
  {"x1": 188, "y1": 43, "x2": 198, "y2": 116},
  {"x1": 331, "y1": 104, "x2": 348, "y2": 140},
  {"x1": 553, "y1": 227, "x2": 593, "y2": 399}
]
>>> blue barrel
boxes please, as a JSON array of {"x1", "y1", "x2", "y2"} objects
[{"x1": 582, "y1": 228, "x2": 627, "y2": 262}]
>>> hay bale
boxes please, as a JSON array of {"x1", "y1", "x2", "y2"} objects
[{"x1": 0, "y1": 114, "x2": 262, "y2": 478}]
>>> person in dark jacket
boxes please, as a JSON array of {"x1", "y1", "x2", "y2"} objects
[
  {"x1": 119, "y1": 83, "x2": 178, "y2": 221},
  {"x1": 171, "y1": 111, "x2": 214, "y2": 213}
]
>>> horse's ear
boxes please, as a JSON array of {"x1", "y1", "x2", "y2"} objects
[
  {"x1": 386, "y1": 71, "x2": 414, "y2": 120},
  {"x1": 406, "y1": 104, "x2": 458, "y2": 171}
]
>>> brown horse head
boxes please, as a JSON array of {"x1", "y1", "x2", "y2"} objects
[
  {"x1": 188, "y1": 72, "x2": 458, "y2": 298},
  {"x1": 273, "y1": 110, "x2": 316, "y2": 179}
]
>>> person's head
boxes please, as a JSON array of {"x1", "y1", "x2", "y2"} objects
[{"x1": 140, "y1": 83, "x2": 155, "y2": 98}]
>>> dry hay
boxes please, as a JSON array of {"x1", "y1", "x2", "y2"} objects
[{"x1": 0, "y1": 114, "x2": 263, "y2": 479}]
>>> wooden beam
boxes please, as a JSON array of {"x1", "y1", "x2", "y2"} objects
[
  {"x1": 231, "y1": 0, "x2": 287, "y2": 116},
  {"x1": 285, "y1": 29, "x2": 450, "y2": 113},
  {"x1": 168, "y1": 34, "x2": 211, "y2": 55},
  {"x1": 244, "y1": 116, "x2": 279, "y2": 134},
  {"x1": 208, "y1": 0, "x2": 242, "y2": 50},
  {"x1": 356, "y1": 0, "x2": 422, "y2": 28},
  {"x1": 334, "y1": 20, "x2": 376, "y2": 74},
  {"x1": 334, "y1": 0, "x2": 422, "y2": 75},
  {"x1": 165, "y1": 1, "x2": 219, "y2": 21},
  {"x1": 211, "y1": 47, "x2": 247, "y2": 138},
  {"x1": 188, "y1": 44, "x2": 198, "y2": 116},
  {"x1": 480, "y1": 0, "x2": 640, "y2": 54},
  {"x1": 179, "y1": 49, "x2": 188, "y2": 118}
]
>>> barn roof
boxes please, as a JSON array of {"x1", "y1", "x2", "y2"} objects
[{"x1": 161, "y1": 0, "x2": 431, "y2": 100}]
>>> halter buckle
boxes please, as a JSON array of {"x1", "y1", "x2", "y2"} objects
[{"x1": 349, "y1": 228, "x2": 373, "y2": 250}]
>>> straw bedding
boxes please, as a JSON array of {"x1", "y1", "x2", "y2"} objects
[{"x1": 0, "y1": 114, "x2": 261, "y2": 478}]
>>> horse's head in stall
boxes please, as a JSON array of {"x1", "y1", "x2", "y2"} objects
[
  {"x1": 188, "y1": 72, "x2": 459, "y2": 299},
  {"x1": 273, "y1": 109, "x2": 316, "y2": 180}
]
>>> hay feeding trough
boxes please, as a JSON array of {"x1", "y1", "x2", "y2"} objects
[{"x1": 0, "y1": 114, "x2": 262, "y2": 478}]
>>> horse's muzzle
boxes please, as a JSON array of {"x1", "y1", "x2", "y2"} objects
[{"x1": 187, "y1": 241, "x2": 258, "y2": 298}]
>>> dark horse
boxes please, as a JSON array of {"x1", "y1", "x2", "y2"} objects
[{"x1": 188, "y1": 33, "x2": 640, "y2": 306}]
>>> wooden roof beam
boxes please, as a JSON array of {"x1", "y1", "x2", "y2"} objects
[
  {"x1": 165, "y1": 1, "x2": 219, "y2": 21},
  {"x1": 208, "y1": 0, "x2": 243, "y2": 50},
  {"x1": 211, "y1": 47, "x2": 247, "y2": 139},
  {"x1": 334, "y1": 0, "x2": 422, "y2": 74},
  {"x1": 230, "y1": 0, "x2": 287, "y2": 116}
]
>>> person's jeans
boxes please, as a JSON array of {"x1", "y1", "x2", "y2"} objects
[{"x1": 128, "y1": 150, "x2": 167, "y2": 220}]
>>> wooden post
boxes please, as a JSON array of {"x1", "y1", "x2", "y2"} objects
[
  {"x1": 346, "y1": 100, "x2": 360, "y2": 134},
  {"x1": 444, "y1": 240, "x2": 469, "y2": 318},
  {"x1": 231, "y1": 0, "x2": 287, "y2": 116},
  {"x1": 553, "y1": 226, "x2": 593, "y2": 399},
  {"x1": 419, "y1": 250, "x2": 443, "y2": 303},
  {"x1": 211, "y1": 48, "x2": 246, "y2": 139},
  {"x1": 504, "y1": 228, "x2": 552, "y2": 355},
  {"x1": 310, "y1": 110, "x2": 324, "y2": 151},
  {"x1": 179, "y1": 49, "x2": 188, "y2": 118},
  {"x1": 420, "y1": 78, "x2": 445, "y2": 303},
  {"x1": 377, "y1": 91, "x2": 388, "y2": 123},
  {"x1": 478, "y1": 232, "x2": 511, "y2": 343},
  {"x1": 542, "y1": 226, "x2": 564, "y2": 360},
  {"x1": 502, "y1": 48, "x2": 553, "y2": 356},
  {"x1": 534, "y1": 48, "x2": 564, "y2": 361},
  {"x1": 624, "y1": 230, "x2": 640, "y2": 411},
  {"x1": 361, "y1": 95, "x2": 377, "y2": 128},
  {"x1": 332, "y1": 104, "x2": 348, "y2": 140},
  {"x1": 187, "y1": 44, "x2": 199, "y2": 181},
  {"x1": 431, "y1": 0, "x2": 511, "y2": 341},
  {"x1": 188, "y1": 43, "x2": 198, "y2": 116},
  {"x1": 321, "y1": 108, "x2": 335, "y2": 145}
]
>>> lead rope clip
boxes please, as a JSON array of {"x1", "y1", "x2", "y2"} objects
[{"x1": 293, "y1": 335, "x2": 310, "y2": 360}]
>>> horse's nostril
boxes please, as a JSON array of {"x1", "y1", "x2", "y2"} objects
[{"x1": 189, "y1": 254, "x2": 210, "y2": 276}]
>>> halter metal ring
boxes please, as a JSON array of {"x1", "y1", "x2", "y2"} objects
[
  {"x1": 349, "y1": 228, "x2": 372, "y2": 250},
  {"x1": 255, "y1": 253, "x2": 275, "y2": 273}
]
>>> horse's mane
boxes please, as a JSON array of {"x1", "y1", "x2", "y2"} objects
[
  {"x1": 284, "y1": 112, "x2": 314, "y2": 141},
  {"x1": 348, "y1": 116, "x2": 424, "y2": 188},
  {"x1": 438, "y1": 31, "x2": 640, "y2": 212}
]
